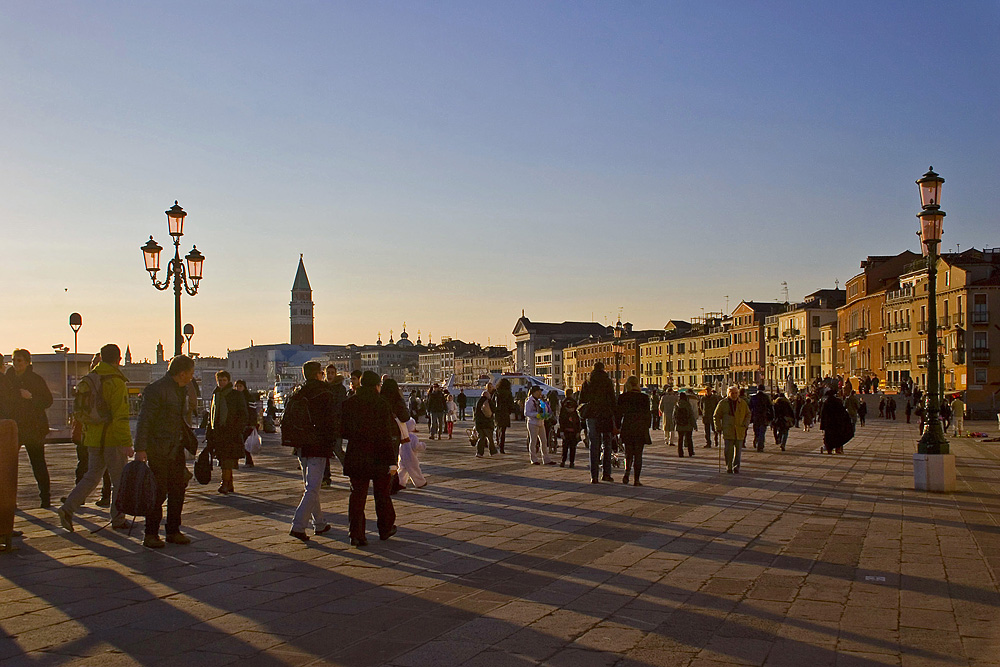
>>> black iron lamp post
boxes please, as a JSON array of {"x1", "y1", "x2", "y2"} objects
[
  {"x1": 916, "y1": 167, "x2": 949, "y2": 456},
  {"x1": 613, "y1": 318, "x2": 624, "y2": 394},
  {"x1": 69, "y1": 312, "x2": 82, "y2": 386},
  {"x1": 141, "y1": 202, "x2": 205, "y2": 357}
]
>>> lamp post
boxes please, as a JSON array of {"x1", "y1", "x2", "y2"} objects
[
  {"x1": 613, "y1": 318, "x2": 624, "y2": 394},
  {"x1": 69, "y1": 312, "x2": 82, "y2": 388},
  {"x1": 915, "y1": 168, "x2": 949, "y2": 456},
  {"x1": 183, "y1": 323, "x2": 195, "y2": 356},
  {"x1": 141, "y1": 202, "x2": 205, "y2": 357},
  {"x1": 769, "y1": 354, "x2": 775, "y2": 394},
  {"x1": 53, "y1": 344, "x2": 69, "y2": 425}
]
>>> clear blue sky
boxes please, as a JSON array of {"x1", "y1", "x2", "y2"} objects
[{"x1": 3, "y1": 1, "x2": 998, "y2": 359}]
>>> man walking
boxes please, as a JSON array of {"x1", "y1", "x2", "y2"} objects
[
  {"x1": 457, "y1": 390, "x2": 468, "y2": 420},
  {"x1": 579, "y1": 362, "x2": 616, "y2": 483},
  {"x1": 341, "y1": 371, "x2": 397, "y2": 547},
  {"x1": 426, "y1": 384, "x2": 446, "y2": 439},
  {"x1": 700, "y1": 388, "x2": 721, "y2": 448},
  {"x1": 56, "y1": 344, "x2": 133, "y2": 532},
  {"x1": 286, "y1": 362, "x2": 335, "y2": 542},
  {"x1": 659, "y1": 388, "x2": 678, "y2": 446},
  {"x1": 7, "y1": 350, "x2": 53, "y2": 507},
  {"x1": 714, "y1": 386, "x2": 751, "y2": 474},
  {"x1": 748, "y1": 385, "x2": 773, "y2": 452},
  {"x1": 321, "y1": 363, "x2": 348, "y2": 488},
  {"x1": 134, "y1": 355, "x2": 198, "y2": 548}
]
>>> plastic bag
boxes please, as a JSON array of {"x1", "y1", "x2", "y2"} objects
[{"x1": 244, "y1": 429, "x2": 263, "y2": 455}]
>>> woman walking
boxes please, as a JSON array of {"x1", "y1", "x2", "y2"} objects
[
  {"x1": 671, "y1": 390, "x2": 697, "y2": 457},
  {"x1": 617, "y1": 376, "x2": 651, "y2": 485},
  {"x1": 208, "y1": 371, "x2": 249, "y2": 494},
  {"x1": 820, "y1": 389, "x2": 852, "y2": 454},
  {"x1": 234, "y1": 379, "x2": 256, "y2": 468},
  {"x1": 525, "y1": 386, "x2": 554, "y2": 465}
]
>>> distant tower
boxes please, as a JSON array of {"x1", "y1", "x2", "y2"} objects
[
  {"x1": 290, "y1": 254, "x2": 314, "y2": 345},
  {"x1": 156, "y1": 341, "x2": 164, "y2": 364},
  {"x1": 124, "y1": 346, "x2": 132, "y2": 365}
]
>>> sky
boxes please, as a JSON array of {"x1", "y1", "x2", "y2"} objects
[{"x1": 2, "y1": 1, "x2": 998, "y2": 361}]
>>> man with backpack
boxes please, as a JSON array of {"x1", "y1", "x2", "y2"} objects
[
  {"x1": 56, "y1": 344, "x2": 133, "y2": 533},
  {"x1": 283, "y1": 362, "x2": 336, "y2": 542},
  {"x1": 134, "y1": 355, "x2": 199, "y2": 548}
]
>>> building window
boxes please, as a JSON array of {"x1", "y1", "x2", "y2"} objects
[{"x1": 975, "y1": 368, "x2": 987, "y2": 384}]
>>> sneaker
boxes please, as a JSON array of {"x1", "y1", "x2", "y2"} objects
[
  {"x1": 633, "y1": 481, "x2": 643, "y2": 487},
  {"x1": 380, "y1": 526, "x2": 397, "y2": 541},
  {"x1": 350, "y1": 536, "x2": 368, "y2": 547},
  {"x1": 143, "y1": 535, "x2": 165, "y2": 549},
  {"x1": 56, "y1": 507, "x2": 74, "y2": 533},
  {"x1": 166, "y1": 532, "x2": 191, "y2": 545},
  {"x1": 315, "y1": 524, "x2": 332, "y2": 536},
  {"x1": 289, "y1": 530, "x2": 310, "y2": 542},
  {"x1": 602, "y1": 475, "x2": 614, "y2": 482}
]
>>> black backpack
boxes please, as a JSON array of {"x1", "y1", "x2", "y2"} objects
[
  {"x1": 281, "y1": 389, "x2": 321, "y2": 448},
  {"x1": 116, "y1": 460, "x2": 158, "y2": 517}
]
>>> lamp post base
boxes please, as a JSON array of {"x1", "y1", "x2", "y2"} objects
[{"x1": 913, "y1": 453, "x2": 956, "y2": 492}]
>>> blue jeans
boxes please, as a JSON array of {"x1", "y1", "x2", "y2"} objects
[
  {"x1": 753, "y1": 422, "x2": 769, "y2": 450},
  {"x1": 293, "y1": 456, "x2": 327, "y2": 533},
  {"x1": 586, "y1": 419, "x2": 613, "y2": 480}
]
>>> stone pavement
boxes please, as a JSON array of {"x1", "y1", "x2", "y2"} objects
[{"x1": 3, "y1": 417, "x2": 1000, "y2": 666}]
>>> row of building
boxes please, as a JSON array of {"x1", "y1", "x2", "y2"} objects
[{"x1": 513, "y1": 247, "x2": 1000, "y2": 416}]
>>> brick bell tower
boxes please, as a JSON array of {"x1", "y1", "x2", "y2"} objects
[{"x1": 290, "y1": 254, "x2": 314, "y2": 345}]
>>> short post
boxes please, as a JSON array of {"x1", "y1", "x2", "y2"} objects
[{"x1": 0, "y1": 420, "x2": 19, "y2": 552}]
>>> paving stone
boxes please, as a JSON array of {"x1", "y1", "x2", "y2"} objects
[{"x1": 3, "y1": 419, "x2": 999, "y2": 665}]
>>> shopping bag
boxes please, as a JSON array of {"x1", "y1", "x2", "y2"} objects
[{"x1": 244, "y1": 429, "x2": 263, "y2": 455}]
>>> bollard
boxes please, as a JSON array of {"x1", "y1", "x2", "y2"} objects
[{"x1": 1, "y1": 419, "x2": 18, "y2": 552}]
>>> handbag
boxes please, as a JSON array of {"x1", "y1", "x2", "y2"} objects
[
  {"x1": 244, "y1": 428, "x2": 262, "y2": 455},
  {"x1": 194, "y1": 446, "x2": 213, "y2": 485}
]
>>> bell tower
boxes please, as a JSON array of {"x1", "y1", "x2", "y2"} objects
[{"x1": 290, "y1": 254, "x2": 314, "y2": 345}]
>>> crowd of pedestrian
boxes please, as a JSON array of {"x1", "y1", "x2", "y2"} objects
[{"x1": 3, "y1": 348, "x2": 972, "y2": 551}]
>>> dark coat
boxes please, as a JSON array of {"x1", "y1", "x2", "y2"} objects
[
  {"x1": 474, "y1": 392, "x2": 496, "y2": 430},
  {"x1": 327, "y1": 377, "x2": 348, "y2": 433},
  {"x1": 494, "y1": 388, "x2": 515, "y2": 429},
  {"x1": 5, "y1": 367, "x2": 53, "y2": 444},
  {"x1": 559, "y1": 398, "x2": 581, "y2": 434},
  {"x1": 580, "y1": 370, "x2": 616, "y2": 428},
  {"x1": 671, "y1": 395, "x2": 697, "y2": 432},
  {"x1": 749, "y1": 392, "x2": 774, "y2": 425},
  {"x1": 820, "y1": 395, "x2": 853, "y2": 449},
  {"x1": 288, "y1": 379, "x2": 339, "y2": 458},
  {"x1": 617, "y1": 391, "x2": 652, "y2": 445},
  {"x1": 0, "y1": 371, "x2": 14, "y2": 420},
  {"x1": 135, "y1": 374, "x2": 196, "y2": 461},
  {"x1": 426, "y1": 389, "x2": 447, "y2": 413},
  {"x1": 773, "y1": 397, "x2": 795, "y2": 429},
  {"x1": 207, "y1": 386, "x2": 249, "y2": 461},
  {"x1": 340, "y1": 386, "x2": 397, "y2": 478}
]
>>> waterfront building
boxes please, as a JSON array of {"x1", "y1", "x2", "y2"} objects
[
  {"x1": 730, "y1": 301, "x2": 784, "y2": 386},
  {"x1": 511, "y1": 315, "x2": 608, "y2": 375}
]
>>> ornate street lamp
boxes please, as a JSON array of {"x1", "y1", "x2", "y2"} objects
[
  {"x1": 183, "y1": 323, "x2": 195, "y2": 356},
  {"x1": 915, "y1": 168, "x2": 949, "y2": 456},
  {"x1": 141, "y1": 202, "x2": 206, "y2": 357},
  {"x1": 613, "y1": 318, "x2": 624, "y2": 394}
]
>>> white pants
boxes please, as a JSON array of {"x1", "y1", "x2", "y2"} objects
[
  {"x1": 397, "y1": 441, "x2": 426, "y2": 488},
  {"x1": 954, "y1": 415, "x2": 964, "y2": 435},
  {"x1": 527, "y1": 421, "x2": 551, "y2": 464},
  {"x1": 292, "y1": 456, "x2": 327, "y2": 532}
]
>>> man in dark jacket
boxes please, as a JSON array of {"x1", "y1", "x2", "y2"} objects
[
  {"x1": 321, "y1": 363, "x2": 349, "y2": 488},
  {"x1": 699, "y1": 388, "x2": 721, "y2": 448},
  {"x1": 748, "y1": 385, "x2": 774, "y2": 452},
  {"x1": 287, "y1": 362, "x2": 336, "y2": 542},
  {"x1": 341, "y1": 371, "x2": 397, "y2": 547},
  {"x1": 135, "y1": 355, "x2": 198, "y2": 548},
  {"x1": 457, "y1": 390, "x2": 468, "y2": 420},
  {"x1": 7, "y1": 350, "x2": 54, "y2": 507},
  {"x1": 426, "y1": 384, "x2": 447, "y2": 439},
  {"x1": 579, "y1": 362, "x2": 617, "y2": 483}
]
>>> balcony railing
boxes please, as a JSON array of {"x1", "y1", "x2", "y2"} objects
[
  {"x1": 973, "y1": 311, "x2": 989, "y2": 325},
  {"x1": 939, "y1": 315, "x2": 950, "y2": 328},
  {"x1": 782, "y1": 328, "x2": 800, "y2": 338},
  {"x1": 844, "y1": 328, "x2": 867, "y2": 342},
  {"x1": 886, "y1": 286, "x2": 914, "y2": 302},
  {"x1": 917, "y1": 320, "x2": 928, "y2": 333},
  {"x1": 971, "y1": 348, "x2": 990, "y2": 363},
  {"x1": 917, "y1": 353, "x2": 928, "y2": 368},
  {"x1": 951, "y1": 350, "x2": 965, "y2": 365},
  {"x1": 954, "y1": 313, "x2": 964, "y2": 327}
]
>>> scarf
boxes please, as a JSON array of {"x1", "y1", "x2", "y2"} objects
[{"x1": 210, "y1": 386, "x2": 231, "y2": 429}]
